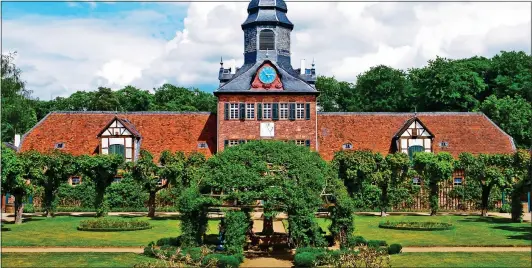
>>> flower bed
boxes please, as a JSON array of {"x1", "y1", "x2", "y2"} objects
[
  {"x1": 378, "y1": 221, "x2": 454, "y2": 231},
  {"x1": 78, "y1": 218, "x2": 152, "y2": 232}
]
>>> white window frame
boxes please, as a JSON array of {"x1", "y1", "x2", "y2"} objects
[
  {"x1": 228, "y1": 140, "x2": 239, "y2": 147},
  {"x1": 246, "y1": 103, "x2": 255, "y2": 119},
  {"x1": 294, "y1": 140, "x2": 305, "y2": 146},
  {"x1": 280, "y1": 103, "x2": 289, "y2": 119},
  {"x1": 198, "y1": 142, "x2": 208, "y2": 149},
  {"x1": 453, "y1": 178, "x2": 463, "y2": 186},
  {"x1": 229, "y1": 103, "x2": 239, "y2": 119},
  {"x1": 71, "y1": 176, "x2": 81, "y2": 186},
  {"x1": 263, "y1": 103, "x2": 272, "y2": 119},
  {"x1": 296, "y1": 103, "x2": 305, "y2": 119}
]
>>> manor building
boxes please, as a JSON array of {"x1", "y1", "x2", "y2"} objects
[{"x1": 15, "y1": 0, "x2": 516, "y2": 210}]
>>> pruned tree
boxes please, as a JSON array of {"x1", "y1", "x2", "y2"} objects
[
  {"x1": 79, "y1": 154, "x2": 124, "y2": 217},
  {"x1": 413, "y1": 152, "x2": 454, "y2": 216},
  {"x1": 1, "y1": 145, "x2": 32, "y2": 224},
  {"x1": 375, "y1": 153, "x2": 410, "y2": 217}
]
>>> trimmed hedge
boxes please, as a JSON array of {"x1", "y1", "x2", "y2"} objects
[
  {"x1": 78, "y1": 218, "x2": 151, "y2": 232},
  {"x1": 388, "y1": 244, "x2": 402, "y2": 255},
  {"x1": 379, "y1": 221, "x2": 454, "y2": 231}
]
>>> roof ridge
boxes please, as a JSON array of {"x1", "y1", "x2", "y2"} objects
[
  {"x1": 50, "y1": 111, "x2": 212, "y2": 115},
  {"x1": 318, "y1": 112, "x2": 484, "y2": 116},
  {"x1": 480, "y1": 113, "x2": 517, "y2": 151}
]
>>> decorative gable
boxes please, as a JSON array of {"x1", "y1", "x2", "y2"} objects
[
  {"x1": 394, "y1": 117, "x2": 434, "y2": 157},
  {"x1": 97, "y1": 117, "x2": 141, "y2": 162},
  {"x1": 250, "y1": 62, "x2": 284, "y2": 90}
]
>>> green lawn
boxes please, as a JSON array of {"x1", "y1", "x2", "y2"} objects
[
  {"x1": 2, "y1": 252, "x2": 531, "y2": 267},
  {"x1": 390, "y1": 252, "x2": 532, "y2": 267},
  {"x1": 1, "y1": 253, "x2": 154, "y2": 267},
  {"x1": 317, "y1": 215, "x2": 531, "y2": 246},
  {"x1": 1, "y1": 215, "x2": 220, "y2": 247}
]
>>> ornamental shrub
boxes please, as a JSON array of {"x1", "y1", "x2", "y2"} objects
[
  {"x1": 78, "y1": 217, "x2": 151, "y2": 231},
  {"x1": 388, "y1": 244, "x2": 402, "y2": 255},
  {"x1": 352, "y1": 236, "x2": 368, "y2": 246},
  {"x1": 367, "y1": 240, "x2": 387, "y2": 249},
  {"x1": 224, "y1": 210, "x2": 249, "y2": 256},
  {"x1": 499, "y1": 204, "x2": 511, "y2": 213},
  {"x1": 294, "y1": 252, "x2": 317, "y2": 267},
  {"x1": 105, "y1": 177, "x2": 147, "y2": 209}
]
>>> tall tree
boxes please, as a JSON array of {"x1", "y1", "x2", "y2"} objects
[
  {"x1": 316, "y1": 76, "x2": 357, "y2": 112},
  {"x1": 90, "y1": 87, "x2": 121, "y2": 111},
  {"x1": 374, "y1": 153, "x2": 410, "y2": 216},
  {"x1": 354, "y1": 65, "x2": 414, "y2": 112},
  {"x1": 153, "y1": 84, "x2": 217, "y2": 113},
  {"x1": 116, "y1": 86, "x2": 154, "y2": 111},
  {"x1": 1, "y1": 52, "x2": 37, "y2": 142},
  {"x1": 480, "y1": 95, "x2": 532, "y2": 148},
  {"x1": 409, "y1": 57, "x2": 487, "y2": 112},
  {"x1": 488, "y1": 51, "x2": 532, "y2": 102},
  {"x1": 1, "y1": 145, "x2": 33, "y2": 224},
  {"x1": 459, "y1": 153, "x2": 514, "y2": 216},
  {"x1": 79, "y1": 154, "x2": 124, "y2": 217},
  {"x1": 413, "y1": 152, "x2": 454, "y2": 216},
  {"x1": 23, "y1": 150, "x2": 79, "y2": 217}
]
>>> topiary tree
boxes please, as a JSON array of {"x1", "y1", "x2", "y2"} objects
[
  {"x1": 374, "y1": 153, "x2": 410, "y2": 217},
  {"x1": 333, "y1": 150, "x2": 377, "y2": 196},
  {"x1": 458, "y1": 153, "x2": 514, "y2": 216},
  {"x1": 413, "y1": 152, "x2": 454, "y2": 216},
  {"x1": 1, "y1": 144, "x2": 33, "y2": 224},
  {"x1": 204, "y1": 140, "x2": 330, "y2": 248},
  {"x1": 79, "y1": 154, "x2": 124, "y2": 217},
  {"x1": 328, "y1": 176, "x2": 355, "y2": 248}
]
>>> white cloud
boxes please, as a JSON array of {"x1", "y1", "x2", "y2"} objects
[{"x1": 2, "y1": 1, "x2": 530, "y2": 100}]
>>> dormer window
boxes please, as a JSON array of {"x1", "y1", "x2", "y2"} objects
[
  {"x1": 259, "y1": 29, "x2": 275, "y2": 51},
  {"x1": 395, "y1": 118, "x2": 434, "y2": 155},
  {"x1": 55, "y1": 142, "x2": 65, "y2": 149},
  {"x1": 97, "y1": 117, "x2": 141, "y2": 162}
]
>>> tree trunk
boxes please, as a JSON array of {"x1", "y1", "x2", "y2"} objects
[
  {"x1": 262, "y1": 215, "x2": 274, "y2": 235},
  {"x1": 380, "y1": 185, "x2": 388, "y2": 217},
  {"x1": 481, "y1": 185, "x2": 491, "y2": 217},
  {"x1": 95, "y1": 191, "x2": 107, "y2": 217},
  {"x1": 148, "y1": 191, "x2": 156, "y2": 218},
  {"x1": 14, "y1": 193, "x2": 24, "y2": 225},
  {"x1": 44, "y1": 188, "x2": 54, "y2": 218},
  {"x1": 430, "y1": 183, "x2": 439, "y2": 216}
]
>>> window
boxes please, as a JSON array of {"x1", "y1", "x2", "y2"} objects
[
  {"x1": 453, "y1": 178, "x2": 463, "y2": 186},
  {"x1": 412, "y1": 177, "x2": 421, "y2": 186},
  {"x1": 71, "y1": 176, "x2": 81, "y2": 186},
  {"x1": 342, "y1": 143, "x2": 353, "y2": 150},
  {"x1": 305, "y1": 69, "x2": 311, "y2": 75},
  {"x1": 246, "y1": 103, "x2": 255, "y2": 119},
  {"x1": 229, "y1": 103, "x2": 239, "y2": 119},
  {"x1": 259, "y1": 29, "x2": 275, "y2": 51},
  {"x1": 294, "y1": 140, "x2": 306, "y2": 146},
  {"x1": 296, "y1": 103, "x2": 305, "y2": 119},
  {"x1": 280, "y1": 103, "x2": 289, "y2": 119},
  {"x1": 228, "y1": 140, "x2": 239, "y2": 147},
  {"x1": 263, "y1": 103, "x2": 272, "y2": 119},
  {"x1": 408, "y1": 145, "x2": 424, "y2": 161},
  {"x1": 109, "y1": 144, "x2": 125, "y2": 158},
  {"x1": 113, "y1": 176, "x2": 122, "y2": 183},
  {"x1": 55, "y1": 142, "x2": 65, "y2": 149},
  {"x1": 439, "y1": 141, "x2": 449, "y2": 148},
  {"x1": 198, "y1": 142, "x2": 208, "y2": 149}
]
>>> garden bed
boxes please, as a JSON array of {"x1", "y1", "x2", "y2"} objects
[
  {"x1": 379, "y1": 221, "x2": 454, "y2": 231},
  {"x1": 78, "y1": 218, "x2": 152, "y2": 232}
]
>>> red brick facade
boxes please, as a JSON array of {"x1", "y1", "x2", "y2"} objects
[{"x1": 216, "y1": 94, "x2": 317, "y2": 152}]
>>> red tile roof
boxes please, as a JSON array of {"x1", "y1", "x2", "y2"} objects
[
  {"x1": 19, "y1": 112, "x2": 217, "y2": 161},
  {"x1": 317, "y1": 112, "x2": 516, "y2": 161}
]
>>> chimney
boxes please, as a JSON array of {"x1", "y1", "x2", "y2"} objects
[
  {"x1": 230, "y1": 59, "x2": 236, "y2": 74},
  {"x1": 14, "y1": 134, "x2": 21, "y2": 148},
  {"x1": 300, "y1": 59, "x2": 306, "y2": 75}
]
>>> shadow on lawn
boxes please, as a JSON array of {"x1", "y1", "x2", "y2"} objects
[
  {"x1": 459, "y1": 217, "x2": 532, "y2": 242},
  {"x1": 458, "y1": 216, "x2": 514, "y2": 224},
  {"x1": 3, "y1": 217, "x2": 44, "y2": 224}
]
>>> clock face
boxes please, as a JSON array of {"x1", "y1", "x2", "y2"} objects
[{"x1": 258, "y1": 66, "x2": 277, "y2": 84}]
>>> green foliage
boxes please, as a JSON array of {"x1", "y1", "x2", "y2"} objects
[
  {"x1": 500, "y1": 204, "x2": 511, "y2": 213},
  {"x1": 315, "y1": 76, "x2": 357, "y2": 112},
  {"x1": 367, "y1": 240, "x2": 388, "y2": 248},
  {"x1": 295, "y1": 247, "x2": 390, "y2": 268},
  {"x1": 387, "y1": 244, "x2": 402, "y2": 255},
  {"x1": 413, "y1": 152, "x2": 454, "y2": 215},
  {"x1": 328, "y1": 177, "x2": 356, "y2": 248},
  {"x1": 480, "y1": 95, "x2": 532, "y2": 148},
  {"x1": 352, "y1": 236, "x2": 368, "y2": 246},
  {"x1": 294, "y1": 252, "x2": 317, "y2": 267},
  {"x1": 57, "y1": 182, "x2": 96, "y2": 208},
  {"x1": 202, "y1": 254, "x2": 241, "y2": 268},
  {"x1": 105, "y1": 177, "x2": 148, "y2": 209},
  {"x1": 379, "y1": 221, "x2": 454, "y2": 231},
  {"x1": 223, "y1": 210, "x2": 249, "y2": 255},
  {"x1": 79, "y1": 154, "x2": 124, "y2": 217},
  {"x1": 176, "y1": 187, "x2": 214, "y2": 247},
  {"x1": 511, "y1": 180, "x2": 527, "y2": 222},
  {"x1": 78, "y1": 218, "x2": 151, "y2": 231}
]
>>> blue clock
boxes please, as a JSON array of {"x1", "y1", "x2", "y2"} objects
[{"x1": 258, "y1": 66, "x2": 277, "y2": 84}]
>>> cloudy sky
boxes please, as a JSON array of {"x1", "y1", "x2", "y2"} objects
[{"x1": 2, "y1": 1, "x2": 531, "y2": 100}]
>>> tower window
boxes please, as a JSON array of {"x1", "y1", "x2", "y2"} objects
[{"x1": 259, "y1": 30, "x2": 275, "y2": 51}]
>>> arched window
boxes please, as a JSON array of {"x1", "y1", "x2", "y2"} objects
[
  {"x1": 109, "y1": 144, "x2": 125, "y2": 158},
  {"x1": 408, "y1": 145, "x2": 424, "y2": 161},
  {"x1": 259, "y1": 29, "x2": 275, "y2": 51}
]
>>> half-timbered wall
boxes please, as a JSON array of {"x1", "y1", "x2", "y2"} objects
[
  {"x1": 398, "y1": 120, "x2": 432, "y2": 153},
  {"x1": 100, "y1": 120, "x2": 136, "y2": 162}
]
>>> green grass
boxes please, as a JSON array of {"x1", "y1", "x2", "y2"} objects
[
  {"x1": 2, "y1": 215, "x2": 220, "y2": 247},
  {"x1": 1, "y1": 253, "x2": 155, "y2": 267},
  {"x1": 2, "y1": 252, "x2": 531, "y2": 267},
  {"x1": 317, "y1": 215, "x2": 531, "y2": 246},
  {"x1": 390, "y1": 252, "x2": 532, "y2": 267}
]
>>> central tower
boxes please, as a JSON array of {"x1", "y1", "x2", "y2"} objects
[{"x1": 215, "y1": 0, "x2": 319, "y2": 152}]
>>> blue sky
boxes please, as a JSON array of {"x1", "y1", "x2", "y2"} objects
[{"x1": 2, "y1": 1, "x2": 530, "y2": 100}]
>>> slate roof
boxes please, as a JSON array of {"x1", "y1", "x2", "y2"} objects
[
  {"x1": 19, "y1": 112, "x2": 217, "y2": 161},
  {"x1": 243, "y1": 0, "x2": 293, "y2": 29},
  {"x1": 317, "y1": 112, "x2": 516, "y2": 161},
  {"x1": 214, "y1": 60, "x2": 318, "y2": 94}
]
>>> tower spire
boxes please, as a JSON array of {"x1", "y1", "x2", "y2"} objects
[{"x1": 220, "y1": 57, "x2": 224, "y2": 68}]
